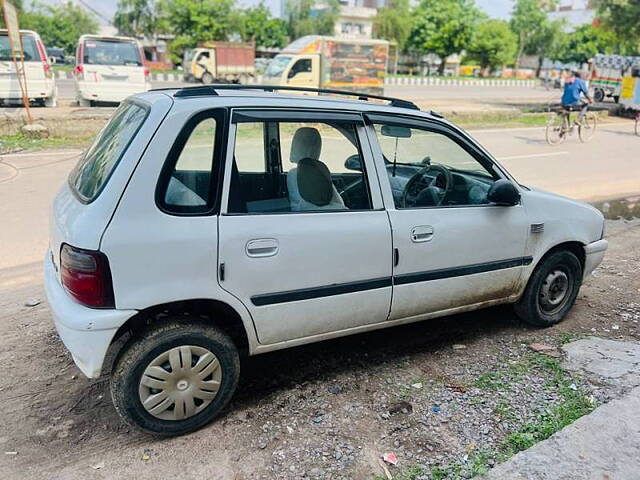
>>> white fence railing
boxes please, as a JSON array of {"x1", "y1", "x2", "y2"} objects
[{"x1": 54, "y1": 71, "x2": 537, "y2": 88}]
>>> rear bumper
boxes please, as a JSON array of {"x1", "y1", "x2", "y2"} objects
[
  {"x1": 583, "y1": 238, "x2": 608, "y2": 280},
  {"x1": 44, "y1": 252, "x2": 137, "y2": 378},
  {"x1": 0, "y1": 79, "x2": 55, "y2": 100},
  {"x1": 76, "y1": 80, "x2": 151, "y2": 103}
]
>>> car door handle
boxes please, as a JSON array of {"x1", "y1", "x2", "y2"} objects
[
  {"x1": 246, "y1": 239, "x2": 279, "y2": 258},
  {"x1": 411, "y1": 225, "x2": 434, "y2": 243}
]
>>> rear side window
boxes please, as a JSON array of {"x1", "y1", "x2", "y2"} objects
[
  {"x1": 69, "y1": 102, "x2": 148, "y2": 202},
  {"x1": 83, "y1": 39, "x2": 142, "y2": 66},
  {"x1": 156, "y1": 110, "x2": 226, "y2": 215},
  {"x1": 0, "y1": 34, "x2": 38, "y2": 61}
]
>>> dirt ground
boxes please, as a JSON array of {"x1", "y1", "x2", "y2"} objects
[{"x1": 0, "y1": 214, "x2": 638, "y2": 479}]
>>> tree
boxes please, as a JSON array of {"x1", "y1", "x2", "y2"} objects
[
  {"x1": 560, "y1": 23, "x2": 620, "y2": 64},
  {"x1": 466, "y1": 20, "x2": 517, "y2": 74},
  {"x1": 114, "y1": 0, "x2": 161, "y2": 38},
  {"x1": 407, "y1": 0, "x2": 481, "y2": 75},
  {"x1": 597, "y1": 0, "x2": 640, "y2": 42},
  {"x1": 372, "y1": 0, "x2": 412, "y2": 52},
  {"x1": 19, "y1": 1, "x2": 99, "y2": 54},
  {"x1": 159, "y1": 0, "x2": 238, "y2": 64},
  {"x1": 526, "y1": 19, "x2": 567, "y2": 76},
  {"x1": 510, "y1": 0, "x2": 548, "y2": 74},
  {"x1": 239, "y1": 2, "x2": 288, "y2": 49},
  {"x1": 286, "y1": 0, "x2": 339, "y2": 39}
]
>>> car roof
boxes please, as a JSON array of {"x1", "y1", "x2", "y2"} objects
[{"x1": 140, "y1": 86, "x2": 443, "y2": 122}]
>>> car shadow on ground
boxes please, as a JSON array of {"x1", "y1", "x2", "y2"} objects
[{"x1": 233, "y1": 305, "x2": 522, "y2": 404}]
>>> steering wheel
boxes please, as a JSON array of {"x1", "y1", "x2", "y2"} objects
[{"x1": 402, "y1": 162, "x2": 453, "y2": 208}]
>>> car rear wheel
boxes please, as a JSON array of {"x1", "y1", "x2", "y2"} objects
[
  {"x1": 110, "y1": 320, "x2": 240, "y2": 436},
  {"x1": 514, "y1": 250, "x2": 582, "y2": 327}
]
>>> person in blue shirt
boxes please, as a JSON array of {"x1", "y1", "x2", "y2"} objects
[{"x1": 561, "y1": 71, "x2": 593, "y2": 124}]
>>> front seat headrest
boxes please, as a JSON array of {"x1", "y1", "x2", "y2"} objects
[
  {"x1": 296, "y1": 158, "x2": 333, "y2": 206},
  {"x1": 290, "y1": 127, "x2": 321, "y2": 164}
]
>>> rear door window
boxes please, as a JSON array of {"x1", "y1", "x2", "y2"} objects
[
  {"x1": 83, "y1": 39, "x2": 142, "y2": 66},
  {"x1": 69, "y1": 101, "x2": 148, "y2": 202},
  {"x1": 0, "y1": 34, "x2": 38, "y2": 61}
]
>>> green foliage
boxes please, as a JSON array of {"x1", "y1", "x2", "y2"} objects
[
  {"x1": 372, "y1": 0, "x2": 412, "y2": 51},
  {"x1": 114, "y1": 0, "x2": 161, "y2": 38},
  {"x1": 238, "y1": 2, "x2": 287, "y2": 49},
  {"x1": 597, "y1": 0, "x2": 640, "y2": 44},
  {"x1": 286, "y1": 0, "x2": 339, "y2": 39},
  {"x1": 407, "y1": 0, "x2": 481, "y2": 74},
  {"x1": 19, "y1": 1, "x2": 99, "y2": 54},
  {"x1": 159, "y1": 0, "x2": 239, "y2": 64},
  {"x1": 466, "y1": 19, "x2": 517, "y2": 72},
  {"x1": 560, "y1": 23, "x2": 621, "y2": 64},
  {"x1": 510, "y1": 0, "x2": 548, "y2": 69},
  {"x1": 526, "y1": 18, "x2": 567, "y2": 63}
]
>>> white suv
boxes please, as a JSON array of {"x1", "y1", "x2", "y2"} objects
[{"x1": 45, "y1": 85, "x2": 608, "y2": 435}]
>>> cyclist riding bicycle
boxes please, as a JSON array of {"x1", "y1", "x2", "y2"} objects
[{"x1": 561, "y1": 71, "x2": 593, "y2": 124}]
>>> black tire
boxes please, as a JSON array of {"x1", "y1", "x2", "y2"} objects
[
  {"x1": 514, "y1": 250, "x2": 582, "y2": 327},
  {"x1": 110, "y1": 320, "x2": 240, "y2": 436},
  {"x1": 593, "y1": 88, "x2": 604, "y2": 103},
  {"x1": 201, "y1": 71, "x2": 214, "y2": 84}
]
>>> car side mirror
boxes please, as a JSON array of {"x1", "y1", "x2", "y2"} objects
[
  {"x1": 344, "y1": 155, "x2": 362, "y2": 171},
  {"x1": 487, "y1": 179, "x2": 520, "y2": 206}
]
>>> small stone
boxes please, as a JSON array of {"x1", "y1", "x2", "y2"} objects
[
  {"x1": 411, "y1": 382, "x2": 423, "y2": 389},
  {"x1": 5, "y1": 451, "x2": 18, "y2": 456},
  {"x1": 528, "y1": 342, "x2": 560, "y2": 357},
  {"x1": 24, "y1": 298, "x2": 41, "y2": 307},
  {"x1": 258, "y1": 440, "x2": 267, "y2": 449},
  {"x1": 327, "y1": 385, "x2": 341, "y2": 395},
  {"x1": 91, "y1": 462, "x2": 105, "y2": 470},
  {"x1": 312, "y1": 415, "x2": 323, "y2": 424},
  {"x1": 452, "y1": 344, "x2": 466, "y2": 350}
]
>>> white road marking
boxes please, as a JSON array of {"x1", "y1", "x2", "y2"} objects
[{"x1": 498, "y1": 151, "x2": 569, "y2": 160}]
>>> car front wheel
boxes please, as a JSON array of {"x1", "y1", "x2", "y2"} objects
[
  {"x1": 110, "y1": 320, "x2": 240, "y2": 436},
  {"x1": 515, "y1": 250, "x2": 582, "y2": 327}
]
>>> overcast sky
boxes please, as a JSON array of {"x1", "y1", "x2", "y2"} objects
[{"x1": 27, "y1": 0, "x2": 513, "y2": 24}]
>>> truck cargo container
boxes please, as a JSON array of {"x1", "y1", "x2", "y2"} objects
[{"x1": 184, "y1": 41, "x2": 255, "y2": 84}]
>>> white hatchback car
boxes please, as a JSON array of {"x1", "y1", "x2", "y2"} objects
[
  {"x1": 46, "y1": 85, "x2": 608, "y2": 435},
  {"x1": 73, "y1": 34, "x2": 150, "y2": 106},
  {"x1": 0, "y1": 29, "x2": 57, "y2": 107}
]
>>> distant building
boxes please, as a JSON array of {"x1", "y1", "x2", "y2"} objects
[
  {"x1": 332, "y1": 0, "x2": 384, "y2": 38},
  {"x1": 547, "y1": 0, "x2": 596, "y2": 30}
]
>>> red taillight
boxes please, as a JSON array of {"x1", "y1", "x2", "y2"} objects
[
  {"x1": 60, "y1": 244, "x2": 114, "y2": 308},
  {"x1": 35, "y1": 39, "x2": 52, "y2": 78},
  {"x1": 74, "y1": 64, "x2": 84, "y2": 74}
]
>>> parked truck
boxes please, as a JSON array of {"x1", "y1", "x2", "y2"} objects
[
  {"x1": 589, "y1": 54, "x2": 640, "y2": 103},
  {"x1": 263, "y1": 36, "x2": 389, "y2": 95},
  {"x1": 183, "y1": 41, "x2": 255, "y2": 84}
]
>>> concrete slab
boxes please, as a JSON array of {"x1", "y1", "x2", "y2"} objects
[
  {"x1": 483, "y1": 386, "x2": 640, "y2": 480},
  {"x1": 563, "y1": 337, "x2": 640, "y2": 388}
]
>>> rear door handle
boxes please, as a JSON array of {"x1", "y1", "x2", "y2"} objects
[
  {"x1": 411, "y1": 225, "x2": 434, "y2": 243},
  {"x1": 246, "y1": 238, "x2": 279, "y2": 258}
]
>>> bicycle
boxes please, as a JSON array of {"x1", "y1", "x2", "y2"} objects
[{"x1": 546, "y1": 104, "x2": 597, "y2": 145}]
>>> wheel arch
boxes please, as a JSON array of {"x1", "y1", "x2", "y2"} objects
[
  {"x1": 105, "y1": 298, "x2": 253, "y2": 373},
  {"x1": 516, "y1": 240, "x2": 586, "y2": 299}
]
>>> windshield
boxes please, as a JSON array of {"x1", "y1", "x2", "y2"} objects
[
  {"x1": 183, "y1": 49, "x2": 195, "y2": 65},
  {"x1": 69, "y1": 102, "x2": 148, "y2": 201},
  {"x1": 264, "y1": 56, "x2": 291, "y2": 78},
  {"x1": 0, "y1": 34, "x2": 39, "y2": 62},
  {"x1": 83, "y1": 39, "x2": 142, "y2": 66}
]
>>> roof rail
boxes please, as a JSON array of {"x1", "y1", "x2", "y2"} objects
[{"x1": 170, "y1": 84, "x2": 420, "y2": 110}]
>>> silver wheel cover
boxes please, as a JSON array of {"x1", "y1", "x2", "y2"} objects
[{"x1": 138, "y1": 345, "x2": 222, "y2": 421}]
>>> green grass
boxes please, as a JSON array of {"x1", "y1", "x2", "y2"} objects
[
  {"x1": 52, "y1": 64, "x2": 74, "y2": 72},
  {"x1": 388, "y1": 354, "x2": 595, "y2": 480},
  {"x1": 0, "y1": 134, "x2": 91, "y2": 152},
  {"x1": 453, "y1": 112, "x2": 550, "y2": 129}
]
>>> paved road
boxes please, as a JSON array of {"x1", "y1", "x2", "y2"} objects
[{"x1": 55, "y1": 78, "x2": 558, "y2": 105}]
